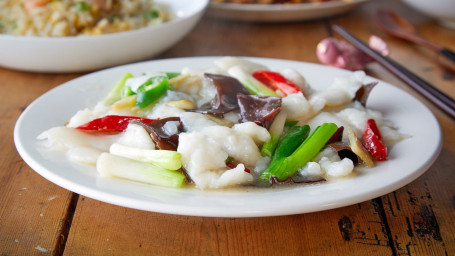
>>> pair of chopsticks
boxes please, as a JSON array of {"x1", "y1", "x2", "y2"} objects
[{"x1": 333, "y1": 25, "x2": 455, "y2": 120}]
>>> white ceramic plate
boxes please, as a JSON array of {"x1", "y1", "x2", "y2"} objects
[
  {"x1": 207, "y1": 0, "x2": 368, "y2": 22},
  {"x1": 14, "y1": 57, "x2": 441, "y2": 217},
  {"x1": 0, "y1": 0, "x2": 208, "y2": 73}
]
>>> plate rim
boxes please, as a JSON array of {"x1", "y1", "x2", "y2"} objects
[
  {"x1": 206, "y1": 0, "x2": 369, "y2": 22},
  {"x1": 209, "y1": 0, "x2": 369, "y2": 11},
  {"x1": 14, "y1": 56, "x2": 442, "y2": 217}
]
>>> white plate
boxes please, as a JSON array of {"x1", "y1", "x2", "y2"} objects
[
  {"x1": 14, "y1": 57, "x2": 441, "y2": 217},
  {"x1": 207, "y1": 0, "x2": 369, "y2": 22},
  {"x1": 0, "y1": 0, "x2": 208, "y2": 73}
]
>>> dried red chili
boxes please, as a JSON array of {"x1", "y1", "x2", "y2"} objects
[
  {"x1": 252, "y1": 70, "x2": 303, "y2": 96},
  {"x1": 76, "y1": 115, "x2": 155, "y2": 132},
  {"x1": 363, "y1": 119, "x2": 387, "y2": 161}
]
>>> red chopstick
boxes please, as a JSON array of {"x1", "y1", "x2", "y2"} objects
[{"x1": 332, "y1": 25, "x2": 455, "y2": 119}]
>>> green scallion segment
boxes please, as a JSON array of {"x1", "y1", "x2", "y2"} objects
[
  {"x1": 103, "y1": 72, "x2": 133, "y2": 105},
  {"x1": 260, "y1": 111, "x2": 287, "y2": 157},
  {"x1": 261, "y1": 132, "x2": 281, "y2": 158},
  {"x1": 145, "y1": 10, "x2": 160, "y2": 20},
  {"x1": 260, "y1": 123, "x2": 338, "y2": 181},
  {"x1": 284, "y1": 120, "x2": 299, "y2": 127},
  {"x1": 97, "y1": 153, "x2": 185, "y2": 188},
  {"x1": 228, "y1": 66, "x2": 278, "y2": 97},
  {"x1": 75, "y1": 1, "x2": 90, "y2": 11},
  {"x1": 272, "y1": 125, "x2": 310, "y2": 161},
  {"x1": 109, "y1": 143, "x2": 182, "y2": 171}
]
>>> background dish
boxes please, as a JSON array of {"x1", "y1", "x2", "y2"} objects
[
  {"x1": 0, "y1": 0, "x2": 208, "y2": 73},
  {"x1": 207, "y1": 0, "x2": 368, "y2": 22},
  {"x1": 14, "y1": 57, "x2": 441, "y2": 217}
]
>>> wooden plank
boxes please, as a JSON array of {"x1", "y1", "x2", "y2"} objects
[
  {"x1": 0, "y1": 69, "x2": 80, "y2": 255},
  {"x1": 64, "y1": 197, "x2": 393, "y2": 256},
  {"x1": 381, "y1": 170, "x2": 455, "y2": 255},
  {"x1": 160, "y1": 16, "x2": 327, "y2": 64}
]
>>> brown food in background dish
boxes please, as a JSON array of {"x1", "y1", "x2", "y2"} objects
[{"x1": 212, "y1": 0, "x2": 340, "y2": 4}]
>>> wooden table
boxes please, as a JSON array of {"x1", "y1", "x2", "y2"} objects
[{"x1": 2, "y1": 0, "x2": 454, "y2": 255}]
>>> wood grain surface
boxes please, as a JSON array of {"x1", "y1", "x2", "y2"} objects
[{"x1": 1, "y1": 0, "x2": 454, "y2": 255}]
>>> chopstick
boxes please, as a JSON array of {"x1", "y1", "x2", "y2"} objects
[{"x1": 332, "y1": 25, "x2": 455, "y2": 120}]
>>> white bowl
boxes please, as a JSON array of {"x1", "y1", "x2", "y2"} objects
[
  {"x1": 401, "y1": 0, "x2": 455, "y2": 29},
  {"x1": 0, "y1": 0, "x2": 209, "y2": 73}
]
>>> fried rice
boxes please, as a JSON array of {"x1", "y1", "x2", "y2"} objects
[{"x1": 0, "y1": 0, "x2": 173, "y2": 37}]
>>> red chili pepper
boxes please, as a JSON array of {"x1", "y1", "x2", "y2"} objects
[
  {"x1": 226, "y1": 162, "x2": 251, "y2": 173},
  {"x1": 76, "y1": 115, "x2": 155, "y2": 132},
  {"x1": 252, "y1": 70, "x2": 303, "y2": 96},
  {"x1": 363, "y1": 119, "x2": 387, "y2": 161}
]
